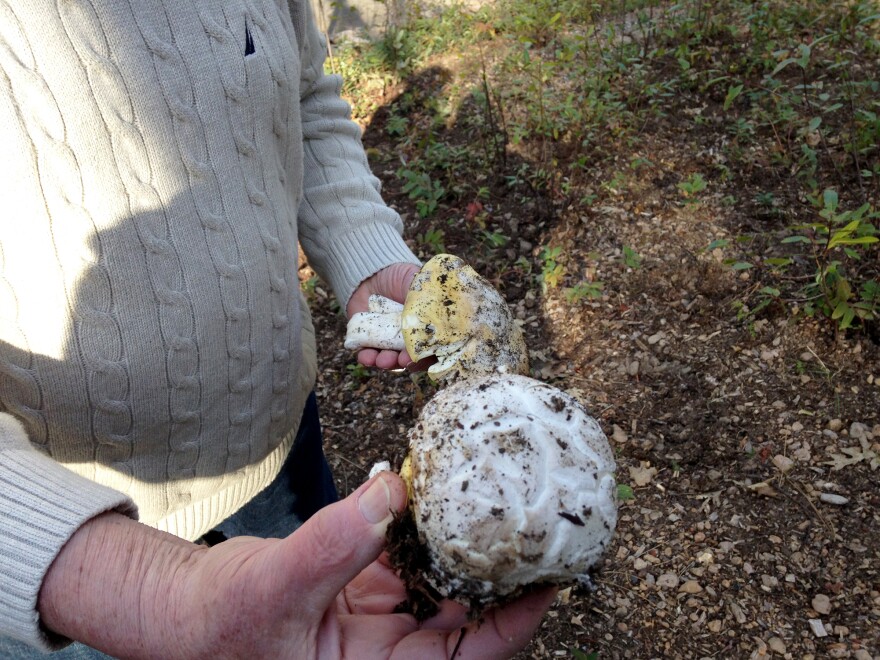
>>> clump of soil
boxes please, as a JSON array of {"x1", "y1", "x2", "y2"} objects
[{"x1": 385, "y1": 507, "x2": 444, "y2": 621}]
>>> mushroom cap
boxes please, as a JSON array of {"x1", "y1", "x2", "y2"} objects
[
  {"x1": 406, "y1": 373, "x2": 618, "y2": 607},
  {"x1": 401, "y1": 254, "x2": 529, "y2": 381}
]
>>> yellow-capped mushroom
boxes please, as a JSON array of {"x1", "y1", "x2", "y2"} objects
[{"x1": 344, "y1": 254, "x2": 528, "y2": 381}]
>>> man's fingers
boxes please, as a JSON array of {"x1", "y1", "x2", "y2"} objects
[
  {"x1": 392, "y1": 587, "x2": 557, "y2": 659},
  {"x1": 357, "y1": 347, "x2": 380, "y2": 367},
  {"x1": 280, "y1": 472, "x2": 408, "y2": 611},
  {"x1": 373, "y1": 349, "x2": 402, "y2": 370}
]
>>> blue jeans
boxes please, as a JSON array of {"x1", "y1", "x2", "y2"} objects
[{"x1": 0, "y1": 394, "x2": 337, "y2": 658}]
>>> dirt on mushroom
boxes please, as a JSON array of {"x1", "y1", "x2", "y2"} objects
[{"x1": 387, "y1": 373, "x2": 617, "y2": 617}]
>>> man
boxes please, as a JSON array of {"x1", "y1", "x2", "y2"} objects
[{"x1": 0, "y1": 1, "x2": 553, "y2": 657}]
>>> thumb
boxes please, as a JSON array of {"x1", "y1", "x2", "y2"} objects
[{"x1": 282, "y1": 472, "x2": 408, "y2": 610}]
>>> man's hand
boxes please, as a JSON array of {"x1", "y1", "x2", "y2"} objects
[
  {"x1": 347, "y1": 263, "x2": 421, "y2": 370},
  {"x1": 39, "y1": 473, "x2": 554, "y2": 659}
]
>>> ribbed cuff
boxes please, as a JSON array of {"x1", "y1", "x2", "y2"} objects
[
  {"x1": 318, "y1": 222, "x2": 422, "y2": 309},
  {"x1": 0, "y1": 415, "x2": 137, "y2": 651}
]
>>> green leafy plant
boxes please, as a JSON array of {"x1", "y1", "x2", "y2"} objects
[
  {"x1": 346, "y1": 363, "x2": 370, "y2": 386},
  {"x1": 616, "y1": 484, "x2": 635, "y2": 502},
  {"x1": 623, "y1": 245, "x2": 642, "y2": 269},
  {"x1": 399, "y1": 168, "x2": 446, "y2": 218},
  {"x1": 565, "y1": 281, "x2": 604, "y2": 303},
  {"x1": 481, "y1": 230, "x2": 509, "y2": 249},
  {"x1": 539, "y1": 245, "x2": 565, "y2": 291},
  {"x1": 678, "y1": 172, "x2": 707, "y2": 201},
  {"x1": 416, "y1": 228, "x2": 447, "y2": 255},
  {"x1": 785, "y1": 189, "x2": 878, "y2": 329}
]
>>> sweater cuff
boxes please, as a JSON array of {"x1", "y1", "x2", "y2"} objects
[
  {"x1": 319, "y1": 222, "x2": 422, "y2": 309},
  {"x1": 0, "y1": 414, "x2": 137, "y2": 651}
]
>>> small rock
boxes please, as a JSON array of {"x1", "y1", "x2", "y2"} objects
[
  {"x1": 811, "y1": 594, "x2": 832, "y2": 614},
  {"x1": 791, "y1": 421, "x2": 804, "y2": 432},
  {"x1": 808, "y1": 618, "x2": 828, "y2": 638},
  {"x1": 633, "y1": 557, "x2": 649, "y2": 571},
  {"x1": 612, "y1": 424, "x2": 628, "y2": 444},
  {"x1": 679, "y1": 580, "x2": 703, "y2": 594},
  {"x1": 819, "y1": 493, "x2": 849, "y2": 506},
  {"x1": 854, "y1": 650, "x2": 873, "y2": 660},
  {"x1": 849, "y1": 422, "x2": 868, "y2": 439},
  {"x1": 657, "y1": 572, "x2": 679, "y2": 589},
  {"x1": 647, "y1": 332, "x2": 663, "y2": 345},
  {"x1": 772, "y1": 454, "x2": 794, "y2": 473},
  {"x1": 707, "y1": 619, "x2": 722, "y2": 633},
  {"x1": 627, "y1": 360, "x2": 640, "y2": 376},
  {"x1": 828, "y1": 418, "x2": 844, "y2": 432},
  {"x1": 767, "y1": 636, "x2": 786, "y2": 655},
  {"x1": 729, "y1": 602, "x2": 746, "y2": 624}
]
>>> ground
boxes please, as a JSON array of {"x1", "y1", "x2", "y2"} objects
[{"x1": 302, "y1": 41, "x2": 880, "y2": 660}]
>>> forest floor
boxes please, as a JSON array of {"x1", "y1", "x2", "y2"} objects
[{"x1": 304, "y1": 20, "x2": 880, "y2": 659}]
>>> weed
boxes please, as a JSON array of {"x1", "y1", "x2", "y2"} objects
[
  {"x1": 623, "y1": 246, "x2": 642, "y2": 270},
  {"x1": 678, "y1": 173, "x2": 708, "y2": 201},
  {"x1": 785, "y1": 189, "x2": 879, "y2": 329},
  {"x1": 346, "y1": 363, "x2": 371, "y2": 386},
  {"x1": 481, "y1": 230, "x2": 509, "y2": 249},
  {"x1": 565, "y1": 281, "x2": 604, "y2": 304},
  {"x1": 416, "y1": 228, "x2": 447, "y2": 255},
  {"x1": 539, "y1": 245, "x2": 565, "y2": 291},
  {"x1": 399, "y1": 168, "x2": 446, "y2": 218}
]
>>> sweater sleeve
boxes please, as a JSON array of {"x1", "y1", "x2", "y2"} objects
[
  {"x1": 0, "y1": 413, "x2": 137, "y2": 651},
  {"x1": 291, "y1": 2, "x2": 422, "y2": 308}
]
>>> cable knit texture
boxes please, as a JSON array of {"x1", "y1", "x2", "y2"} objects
[{"x1": 0, "y1": 0, "x2": 420, "y2": 650}]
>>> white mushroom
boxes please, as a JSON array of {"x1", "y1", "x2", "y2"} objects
[
  {"x1": 395, "y1": 372, "x2": 618, "y2": 611},
  {"x1": 344, "y1": 254, "x2": 528, "y2": 381}
]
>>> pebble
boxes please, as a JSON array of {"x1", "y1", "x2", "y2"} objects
[
  {"x1": 772, "y1": 454, "x2": 794, "y2": 473},
  {"x1": 612, "y1": 424, "x2": 628, "y2": 444},
  {"x1": 679, "y1": 579, "x2": 702, "y2": 594},
  {"x1": 819, "y1": 493, "x2": 849, "y2": 506},
  {"x1": 828, "y1": 418, "x2": 844, "y2": 432},
  {"x1": 767, "y1": 636, "x2": 786, "y2": 655},
  {"x1": 808, "y1": 618, "x2": 828, "y2": 638},
  {"x1": 657, "y1": 572, "x2": 679, "y2": 589},
  {"x1": 647, "y1": 332, "x2": 663, "y2": 345},
  {"x1": 849, "y1": 421, "x2": 868, "y2": 439},
  {"x1": 811, "y1": 594, "x2": 832, "y2": 614}
]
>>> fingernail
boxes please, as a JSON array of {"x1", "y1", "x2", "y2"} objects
[{"x1": 358, "y1": 475, "x2": 392, "y2": 525}]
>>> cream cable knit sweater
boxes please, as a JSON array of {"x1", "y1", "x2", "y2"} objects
[{"x1": 0, "y1": 0, "x2": 419, "y2": 649}]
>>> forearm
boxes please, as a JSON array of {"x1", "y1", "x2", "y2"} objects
[{"x1": 39, "y1": 512, "x2": 203, "y2": 659}]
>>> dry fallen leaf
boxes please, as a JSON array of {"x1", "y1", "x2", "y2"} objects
[
  {"x1": 823, "y1": 438, "x2": 879, "y2": 471},
  {"x1": 629, "y1": 461, "x2": 658, "y2": 487}
]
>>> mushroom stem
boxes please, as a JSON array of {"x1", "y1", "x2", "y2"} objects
[{"x1": 344, "y1": 294, "x2": 404, "y2": 351}]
